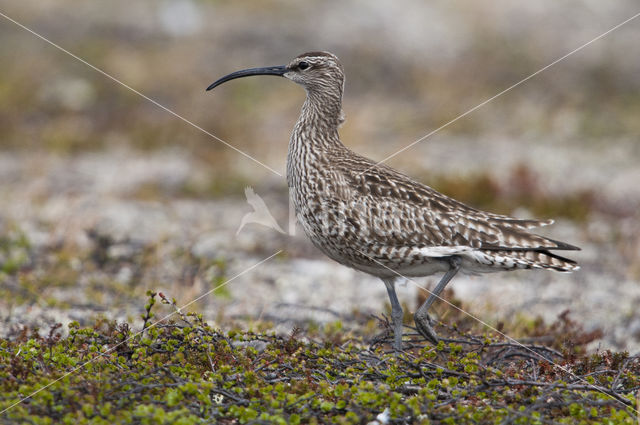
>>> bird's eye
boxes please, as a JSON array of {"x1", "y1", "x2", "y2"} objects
[{"x1": 298, "y1": 61, "x2": 310, "y2": 70}]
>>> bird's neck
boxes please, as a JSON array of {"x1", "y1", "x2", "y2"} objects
[
  {"x1": 290, "y1": 90, "x2": 345, "y2": 151},
  {"x1": 305, "y1": 89, "x2": 345, "y2": 127},
  {"x1": 287, "y1": 90, "x2": 345, "y2": 187}
]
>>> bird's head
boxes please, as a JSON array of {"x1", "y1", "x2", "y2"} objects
[{"x1": 207, "y1": 51, "x2": 345, "y2": 97}]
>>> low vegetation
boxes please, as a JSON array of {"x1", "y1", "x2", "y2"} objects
[{"x1": 1, "y1": 292, "x2": 638, "y2": 424}]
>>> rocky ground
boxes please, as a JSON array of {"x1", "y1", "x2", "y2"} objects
[{"x1": 1, "y1": 137, "x2": 638, "y2": 352}]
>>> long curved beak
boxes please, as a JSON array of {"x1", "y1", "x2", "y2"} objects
[{"x1": 206, "y1": 65, "x2": 288, "y2": 91}]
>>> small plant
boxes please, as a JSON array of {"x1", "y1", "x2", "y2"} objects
[{"x1": 0, "y1": 293, "x2": 638, "y2": 424}]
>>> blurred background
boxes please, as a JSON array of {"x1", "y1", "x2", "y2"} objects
[{"x1": 1, "y1": 0, "x2": 639, "y2": 350}]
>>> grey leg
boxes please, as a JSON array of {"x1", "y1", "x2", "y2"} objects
[
  {"x1": 414, "y1": 257, "x2": 461, "y2": 344},
  {"x1": 382, "y1": 277, "x2": 404, "y2": 352}
]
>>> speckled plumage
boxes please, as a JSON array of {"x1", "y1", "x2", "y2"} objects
[{"x1": 208, "y1": 51, "x2": 580, "y2": 351}]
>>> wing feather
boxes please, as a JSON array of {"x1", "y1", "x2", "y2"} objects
[{"x1": 331, "y1": 151, "x2": 579, "y2": 253}]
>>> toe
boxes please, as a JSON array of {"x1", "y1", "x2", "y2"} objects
[{"x1": 414, "y1": 315, "x2": 439, "y2": 345}]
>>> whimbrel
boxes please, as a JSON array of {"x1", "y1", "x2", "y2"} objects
[{"x1": 207, "y1": 51, "x2": 580, "y2": 351}]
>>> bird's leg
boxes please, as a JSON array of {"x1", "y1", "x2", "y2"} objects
[
  {"x1": 382, "y1": 277, "x2": 404, "y2": 352},
  {"x1": 414, "y1": 256, "x2": 461, "y2": 344}
]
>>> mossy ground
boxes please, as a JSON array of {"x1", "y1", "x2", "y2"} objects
[{"x1": 1, "y1": 292, "x2": 638, "y2": 425}]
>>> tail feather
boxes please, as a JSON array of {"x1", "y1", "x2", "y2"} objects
[
  {"x1": 487, "y1": 217, "x2": 554, "y2": 230},
  {"x1": 474, "y1": 249, "x2": 579, "y2": 272},
  {"x1": 539, "y1": 237, "x2": 581, "y2": 251}
]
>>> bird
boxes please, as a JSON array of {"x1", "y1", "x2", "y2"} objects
[{"x1": 206, "y1": 51, "x2": 580, "y2": 351}]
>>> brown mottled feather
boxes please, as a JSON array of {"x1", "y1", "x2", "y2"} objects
[{"x1": 280, "y1": 51, "x2": 579, "y2": 278}]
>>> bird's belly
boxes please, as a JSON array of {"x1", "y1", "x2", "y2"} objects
[{"x1": 350, "y1": 260, "x2": 451, "y2": 278}]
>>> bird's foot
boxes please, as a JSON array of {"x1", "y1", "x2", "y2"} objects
[{"x1": 414, "y1": 313, "x2": 439, "y2": 345}]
